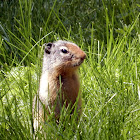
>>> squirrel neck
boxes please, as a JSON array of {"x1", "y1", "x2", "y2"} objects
[{"x1": 49, "y1": 66, "x2": 79, "y2": 78}]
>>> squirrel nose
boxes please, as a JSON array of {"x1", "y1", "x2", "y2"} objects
[{"x1": 81, "y1": 52, "x2": 86, "y2": 61}]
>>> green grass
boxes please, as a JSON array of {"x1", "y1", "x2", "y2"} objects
[{"x1": 0, "y1": 0, "x2": 140, "y2": 139}]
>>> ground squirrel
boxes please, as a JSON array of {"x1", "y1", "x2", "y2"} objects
[{"x1": 33, "y1": 40, "x2": 86, "y2": 130}]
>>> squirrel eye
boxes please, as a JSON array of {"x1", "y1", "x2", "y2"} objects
[{"x1": 61, "y1": 49, "x2": 68, "y2": 54}]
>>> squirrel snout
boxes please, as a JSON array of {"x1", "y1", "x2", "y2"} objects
[
  {"x1": 81, "y1": 52, "x2": 86, "y2": 61},
  {"x1": 74, "y1": 51, "x2": 86, "y2": 61},
  {"x1": 77, "y1": 51, "x2": 86, "y2": 62}
]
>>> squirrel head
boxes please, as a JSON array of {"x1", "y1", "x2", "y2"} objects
[{"x1": 43, "y1": 40, "x2": 86, "y2": 74}]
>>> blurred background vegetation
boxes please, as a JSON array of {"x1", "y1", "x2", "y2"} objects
[
  {"x1": 0, "y1": 0, "x2": 140, "y2": 139},
  {"x1": 0, "y1": 0, "x2": 139, "y2": 67}
]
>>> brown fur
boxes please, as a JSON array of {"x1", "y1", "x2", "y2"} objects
[{"x1": 33, "y1": 40, "x2": 86, "y2": 130}]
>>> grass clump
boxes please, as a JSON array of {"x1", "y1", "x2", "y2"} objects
[{"x1": 0, "y1": 0, "x2": 140, "y2": 139}]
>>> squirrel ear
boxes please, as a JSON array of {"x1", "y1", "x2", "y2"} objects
[{"x1": 43, "y1": 43, "x2": 53, "y2": 54}]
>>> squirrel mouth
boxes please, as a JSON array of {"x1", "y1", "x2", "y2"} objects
[{"x1": 72, "y1": 59, "x2": 84, "y2": 67}]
